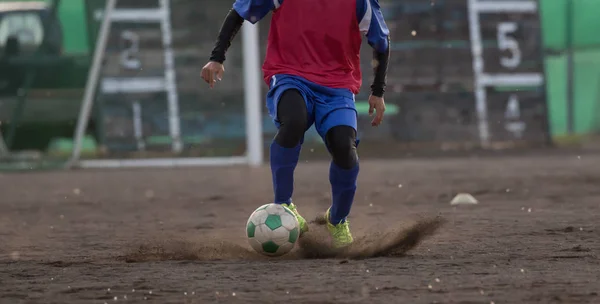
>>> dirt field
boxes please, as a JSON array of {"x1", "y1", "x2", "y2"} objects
[{"x1": 1, "y1": 152, "x2": 599, "y2": 303}]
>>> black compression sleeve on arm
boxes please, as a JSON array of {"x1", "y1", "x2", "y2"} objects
[
  {"x1": 209, "y1": 9, "x2": 245, "y2": 64},
  {"x1": 371, "y1": 36, "x2": 390, "y2": 98}
]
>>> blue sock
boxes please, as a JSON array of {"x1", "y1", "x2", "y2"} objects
[
  {"x1": 270, "y1": 141, "x2": 301, "y2": 205},
  {"x1": 329, "y1": 162, "x2": 359, "y2": 224}
]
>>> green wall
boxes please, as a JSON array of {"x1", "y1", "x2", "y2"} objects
[
  {"x1": 56, "y1": 0, "x2": 89, "y2": 54},
  {"x1": 540, "y1": 0, "x2": 600, "y2": 137},
  {"x1": 540, "y1": 0, "x2": 600, "y2": 49},
  {"x1": 545, "y1": 50, "x2": 600, "y2": 135}
]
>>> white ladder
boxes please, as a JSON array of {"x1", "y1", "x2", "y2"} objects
[
  {"x1": 71, "y1": 0, "x2": 182, "y2": 161},
  {"x1": 103, "y1": 0, "x2": 181, "y2": 153}
]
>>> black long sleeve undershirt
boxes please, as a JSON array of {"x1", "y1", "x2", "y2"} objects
[
  {"x1": 371, "y1": 36, "x2": 390, "y2": 98},
  {"x1": 210, "y1": 9, "x2": 244, "y2": 64},
  {"x1": 211, "y1": 9, "x2": 390, "y2": 98}
]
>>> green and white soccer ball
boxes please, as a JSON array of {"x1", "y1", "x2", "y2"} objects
[{"x1": 246, "y1": 203, "x2": 300, "y2": 257}]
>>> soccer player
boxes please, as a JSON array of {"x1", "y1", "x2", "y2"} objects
[{"x1": 202, "y1": 0, "x2": 390, "y2": 248}]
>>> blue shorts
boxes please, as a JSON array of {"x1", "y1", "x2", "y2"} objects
[{"x1": 266, "y1": 74, "x2": 358, "y2": 141}]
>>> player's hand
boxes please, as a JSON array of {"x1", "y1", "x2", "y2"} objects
[
  {"x1": 201, "y1": 61, "x2": 225, "y2": 89},
  {"x1": 368, "y1": 95, "x2": 386, "y2": 127}
]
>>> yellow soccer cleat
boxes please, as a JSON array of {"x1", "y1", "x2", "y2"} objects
[
  {"x1": 282, "y1": 203, "x2": 309, "y2": 235},
  {"x1": 325, "y1": 208, "x2": 354, "y2": 248}
]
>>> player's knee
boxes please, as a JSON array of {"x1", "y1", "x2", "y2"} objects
[
  {"x1": 326, "y1": 126, "x2": 358, "y2": 169},
  {"x1": 275, "y1": 90, "x2": 308, "y2": 148},
  {"x1": 276, "y1": 116, "x2": 306, "y2": 148}
]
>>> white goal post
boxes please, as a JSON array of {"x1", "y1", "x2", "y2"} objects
[{"x1": 67, "y1": 0, "x2": 263, "y2": 169}]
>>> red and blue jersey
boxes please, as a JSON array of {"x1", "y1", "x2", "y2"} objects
[{"x1": 232, "y1": 0, "x2": 389, "y2": 94}]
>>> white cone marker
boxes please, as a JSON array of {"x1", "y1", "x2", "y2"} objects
[{"x1": 450, "y1": 193, "x2": 478, "y2": 205}]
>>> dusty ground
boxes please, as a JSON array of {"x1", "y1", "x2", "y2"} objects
[{"x1": 1, "y1": 152, "x2": 599, "y2": 303}]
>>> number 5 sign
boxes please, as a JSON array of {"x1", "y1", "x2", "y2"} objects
[
  {"x1": 467, "y1": 0, "x2": 545, "y2": 146},
  {"x1": 497, "y1": 22, "x2": 521, "y2": 69}
]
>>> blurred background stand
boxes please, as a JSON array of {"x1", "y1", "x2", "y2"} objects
[
  {"x1": 0, "y1": 130, "x2": 7, "y2": 158},
  {"x1": 0, "y1": 0, "x2": 62, "y2": 165}
]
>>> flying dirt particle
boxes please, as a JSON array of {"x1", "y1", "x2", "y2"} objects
[
  {"x1": 435, "y1": 278, "x2": 440, "y2": 283},
  {"x1": 361, "y1": 285, "x2": 370, "y2": 298},
  {"x1": 73, "y1": 188, "x2": 81, "y2": 195},
  {"x1": 145, "y1": 190, "x2": 155, "y2": 199},
  {"x1": 371, "y1": 59, "x2": 380, "y2": 68}
]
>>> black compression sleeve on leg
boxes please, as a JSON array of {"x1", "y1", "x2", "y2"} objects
[
  {"x1": 325, "y1": 126, "x2": 358, "y2": 169},
  {"x1": 371, "y1": 36, "x2": 390, "y2": 98},
  {"x1": 274, "y1": 90, "x2": 308, "y2": 148},
  {"x1": 209, "y1": 9, "x2": 244, "y2": 63}
]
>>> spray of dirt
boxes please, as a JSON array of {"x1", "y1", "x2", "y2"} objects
[
  {"x1": 296, "y1": 215, "x2": 446, "y2": 259},
  {"x1": 121, "y1": 216, "x2": 446, "y2": 262},
  {"x1": 120, "y1": 237, "x2": 263, "y2": 262}
]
